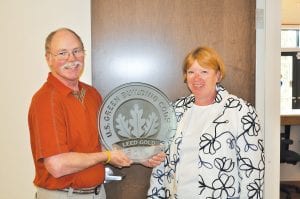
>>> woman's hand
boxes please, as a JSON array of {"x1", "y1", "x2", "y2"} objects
[{"x1": 141, "y1": 152, "x2": 166, "y2": 168}]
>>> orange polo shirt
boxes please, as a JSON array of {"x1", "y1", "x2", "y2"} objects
[{"x1": 28, "y1": 73, "x2": 104, "y2": 189}]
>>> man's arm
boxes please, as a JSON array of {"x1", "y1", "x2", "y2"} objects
[{"x1": 44, "y1": 150, "x2": 132, "y2": 178}]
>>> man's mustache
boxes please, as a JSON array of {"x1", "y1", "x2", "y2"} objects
[{"x1": 62, "y1": 61, "x2": 82, "y2": 69}]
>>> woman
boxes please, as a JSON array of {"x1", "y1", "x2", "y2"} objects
[{"x1": 147, "y1": 47, "x2": 264, "y2": 199}]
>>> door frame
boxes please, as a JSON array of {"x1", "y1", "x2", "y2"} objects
[{"x1": 256, "y1": 0, "x2": 281, "y2": 198}]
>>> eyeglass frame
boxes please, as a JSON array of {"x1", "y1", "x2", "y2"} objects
[{"x1": 48, "y1": 48, "x2": 85, "y2": 60}]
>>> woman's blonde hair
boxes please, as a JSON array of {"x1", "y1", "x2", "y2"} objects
[{"x1": 182, "y1": 46, "x2": 226, "y2": 83}]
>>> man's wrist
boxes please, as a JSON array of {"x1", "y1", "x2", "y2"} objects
[{"x1": 104, "y1": 151, "x2": 111, "y2": 164}]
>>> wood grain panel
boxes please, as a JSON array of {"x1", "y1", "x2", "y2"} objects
[
  {"x1": 92, "y1": 0, "x2": 255, "y2": 198},
  {"x1": 222, "y1": 0, "x2": 256, "y2": 104},
  {"x1": 92, "y1": 0, "x2": 255, "y2": 103}
]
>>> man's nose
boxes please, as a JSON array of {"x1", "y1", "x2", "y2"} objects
[{"x1": 67, "y1": 52, "x2": 77, "y2": 61}]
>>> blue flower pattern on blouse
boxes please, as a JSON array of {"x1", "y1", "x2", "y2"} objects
[{"x1": 147, "y1": 85, "x2": 264, "y2": 199}]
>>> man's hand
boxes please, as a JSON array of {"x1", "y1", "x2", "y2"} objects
[{"x1": 107, "y1": 150, "x2": 133, "y2": 168}]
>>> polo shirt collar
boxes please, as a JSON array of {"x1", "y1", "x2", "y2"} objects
[{"x1": 47, "y1": 72, "x2": 82, "y2": 96}]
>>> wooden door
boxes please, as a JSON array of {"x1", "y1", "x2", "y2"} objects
[{"x1": 92, "y1": 0, "x2": 255, "y2": 198}]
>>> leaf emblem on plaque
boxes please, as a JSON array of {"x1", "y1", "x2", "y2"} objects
[{"x1": 116, "y1": 104, "x2": 159, "y2": 138}]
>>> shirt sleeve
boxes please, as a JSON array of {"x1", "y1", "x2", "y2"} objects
[{"x1": 28, "y1": 90, "x2": 69, "y2": 161}]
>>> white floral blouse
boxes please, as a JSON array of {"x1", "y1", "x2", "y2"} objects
[{"x1": 147, "y1": 85, "x2": 265, "y2": 199}]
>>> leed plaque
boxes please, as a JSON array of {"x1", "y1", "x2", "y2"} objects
[{"x1": 98, "y1": 82, "x2": 177, "y2": 162}]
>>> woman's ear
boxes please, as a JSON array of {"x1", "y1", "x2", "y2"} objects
[
  {"x1": 216, "y1": 71, "x2": 222, "y2": 83},
  {"x1": 183, "y1": 74, "x2": 187, "y2": 83}
]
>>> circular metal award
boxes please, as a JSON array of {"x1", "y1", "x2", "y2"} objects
[{"x1": 98, "y1": 82, "x2": 177, "y2": 163}]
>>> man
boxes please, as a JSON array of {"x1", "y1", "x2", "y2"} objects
[{"x1": 28, "y1": 28, "x2": 133, "y2": 198}]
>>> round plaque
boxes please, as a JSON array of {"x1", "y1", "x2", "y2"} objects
[{"x1": 98, "y1": 82, "x2": 177, "y2": 162}]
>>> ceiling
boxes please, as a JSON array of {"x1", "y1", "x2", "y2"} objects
[{"x1": 282, "y1": 0, "x2": 300, "y2": 24}]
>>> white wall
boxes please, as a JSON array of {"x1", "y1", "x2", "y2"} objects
[{"x1": 0, "y1": 0, "x2": 91, "y2": 198}]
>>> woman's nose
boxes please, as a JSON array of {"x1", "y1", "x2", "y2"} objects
[{"x1": 194, "y1": 71, "x2": 202, "y2": 79}]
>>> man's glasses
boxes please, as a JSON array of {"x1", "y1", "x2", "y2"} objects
[{"x1": 50, "y1": 48, "x2": 85, "y2": 60}]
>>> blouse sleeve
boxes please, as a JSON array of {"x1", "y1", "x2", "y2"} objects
[{"x1": 236, "y1": 102, "x2": 265, "y2": 198}]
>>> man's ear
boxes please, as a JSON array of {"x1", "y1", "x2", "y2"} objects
[{"x1": 45, "y1": 53, "x2": 52, "y2": 66}]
